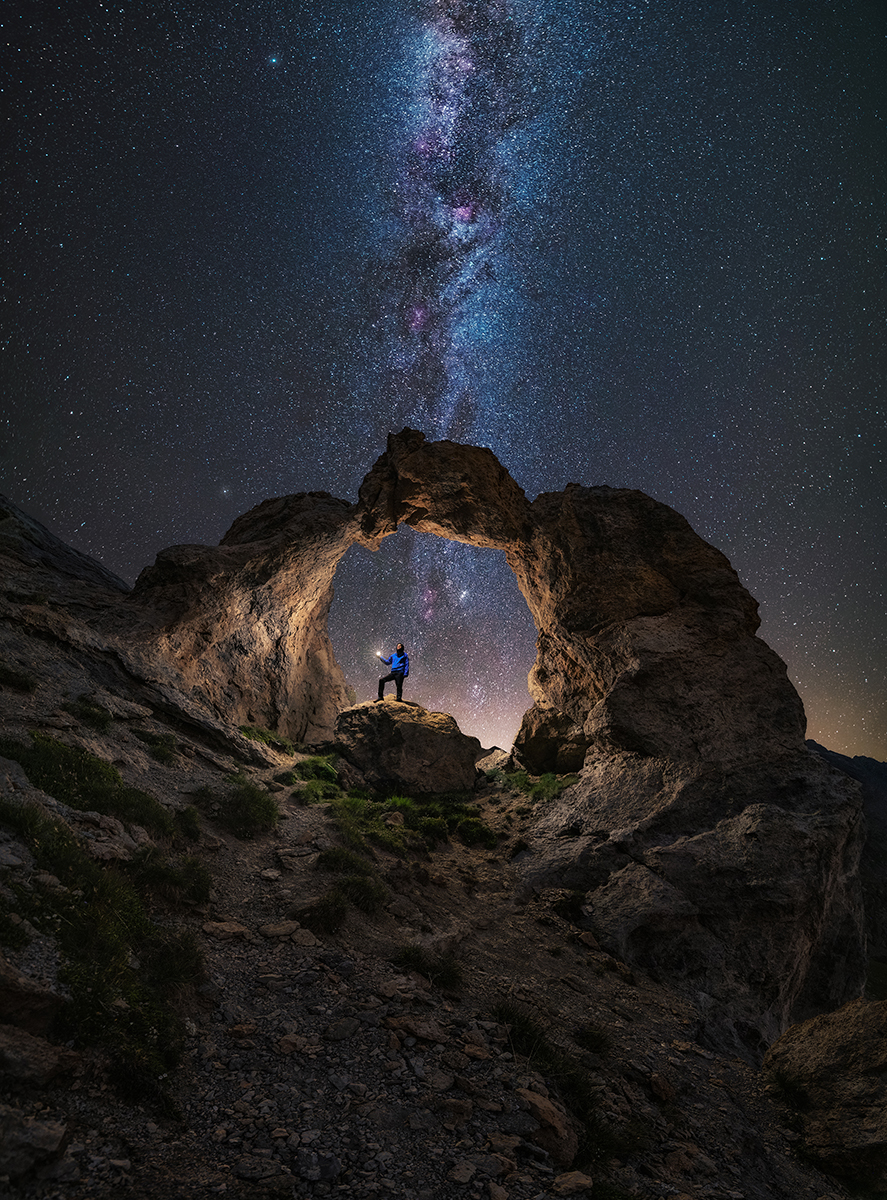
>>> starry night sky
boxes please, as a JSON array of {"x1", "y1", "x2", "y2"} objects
[{"x1": 3, "y1": 0, "x2": 885, "y2": 757}]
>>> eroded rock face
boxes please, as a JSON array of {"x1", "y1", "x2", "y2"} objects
[
  {"x1": 543, "y1": 753, "x2": 865, "y2": 1050},
  {"x1": 123, "y1": 492, "x2": 359, "y2": 743},
  {"x1": 335, "y1": 702, "x2": 482, "y2": 794},
  {"x1": 763, "y1": 998, "x2": 887, "y2": 1190}
]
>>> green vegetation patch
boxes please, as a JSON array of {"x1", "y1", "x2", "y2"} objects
[
  {"x1": 0, "y1": 732, "x2": 175, "y2": 838},
  {"x1": 174, "y1": 805, "x2": 201, "y2": 842},
  {"x1": 302, "y1": 787, "x2": 498, "y2": 857},
  {"x1": 194, "y1": 775, "x2": 279, "y2": 839},
  {"x1": 0, "y1": 796, "x2": 204, "y2": 1109},
  {"x1": 62, "y1": 695, "x2": 114, "y2": 732},
  {"x1": 502, "y1": 769, "x2": 578, "y2": 804},
  {"x1": 294, "y1": 754, "x2": 339, "y2": 782},
  {"x1": 240, "y1": 725, "x2": 302, "y2": 755},
  {"x1": 0, "y1": 663, "x2": 37, "y2": 693},
  {"x1": 298, "y1": 890, "x2": 349, "y2": 935}
]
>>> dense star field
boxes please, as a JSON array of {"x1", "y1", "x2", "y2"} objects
[{"x1": 2, "y1": 0, "x2": 885, "y2": 756}]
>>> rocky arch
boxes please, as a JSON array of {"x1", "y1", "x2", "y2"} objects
[
  {"x1": 125, "y1": 427, "x2": 805, "y2": 768},
  {"x1": 118, "y1": 429, "x2": 865, "y2": 1044}
]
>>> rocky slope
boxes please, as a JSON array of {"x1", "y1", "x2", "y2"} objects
[{"x1": 0, "y1": 449, "x2": 882, "y2": 1199}]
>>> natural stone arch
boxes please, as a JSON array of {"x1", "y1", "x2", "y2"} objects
[
  {"x1": 124, "y1": 427, "x2": 805, "y2": 769},
  {"x1": 114, "y1": 430, "x2": 866, "y2": 1045}
]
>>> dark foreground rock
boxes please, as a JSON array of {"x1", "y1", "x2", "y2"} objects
[
  {"x1": 763, "y1": 997, "x2": 887, "y2": 1191},
  {"x1": 335, "y1": 701, "x2": 482, "y2": 793},
  {"x1": 519, "y1": 749, "x2": 865, "y2": 1053}
]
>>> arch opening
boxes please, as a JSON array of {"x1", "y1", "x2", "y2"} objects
[{"x1": 328, "y1": 524, "x2": 537, "y2": 750}]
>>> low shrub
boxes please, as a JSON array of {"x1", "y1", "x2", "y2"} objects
[
  {"x1": 503, "y1": 770, "x2": 578, "y2": 803},
  {"x1": 298, "y1": 890, "x2": 349, "y2": 934},
  {"x1": 315, "y1": 847, "x2": 373, "y2": 875},
  {"x1": 294, "y1": 755, "x2": 338, "y2": 783},
  {"x1": 492, "y1": 997, "x2": 637, "y2": 1167},
  {"x1": 174, "y1": 805, "x2": 201, "y2": 842},
  {"x1": 62, "y1": 695, "x2": 114, "y2": 732},
  {"x1": 391, "y1": 944, "x2": 462, "y2": 990},
  {"x1": 123, "y1": 846, "x2": 212, "y2": 904},
  {"x1": 573, "y1": 1022, "x2": 612, "y2": 1053},
  {"x1": 336, "y1": 874, "x2": 388, "y2": 914},
  {"x1": 218, "y1": 775, "x2": 279, "y2": 839},
  {"x1": 456, "y1": 817, "x2": 498, "y2": 849}
]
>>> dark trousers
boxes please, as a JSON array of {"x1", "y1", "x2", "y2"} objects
[{"x1": 378, "y1": 671, "x2": 405, "y2": 701}]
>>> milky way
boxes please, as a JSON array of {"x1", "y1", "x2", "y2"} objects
[{"x1": 2, "y1": 0, "x2": 885, "y2": 756}]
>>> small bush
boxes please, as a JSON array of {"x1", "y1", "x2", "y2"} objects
[
  {"x1": 0, "y1": 797, "x2": 203, "y2": 1107},
  {"x1": 218, "y1": 775, "x2": 279, "y2": 839},
  {"x1": 123, "y1": 847, "x2": 212, "y2": 904},
  {"x1": 456, "y1": 817, "x2": 498, "y2": 849},
  {"x1": 316, "y1": 847, "x2": 373, "y2": 875},
  {"x1": 337, "y1": 874, "x2": 388, "y2": 914},
  {"x1": 62, "y1": 695, "x2": 114, "y2": 732},
  {"x1": 299, "y1": 890, "x2": 349, "y2": 934},
  {"x1": 174, "y1": 805, "x2": 201, "y2": 842},
  {"x1": 416, "y1": 815, "x2": 448, "y2": 844},
  {"x1": 392, "y1": 944, "x2": 463, "y2": 990},
  {"x1": 503, "y1": 769, "x2": 577, "y2": 803},
  {"x1": 240, "y1": 726, "x2": 301, "y2": 755},
  {"x1": 0, "y1": 663, "x2": 37, "y2": 693},
  {"x1": 295, "y1": 755, "x2": 338, "y2": 783},
  {"x1": 301, "y1": 778, "x2": 342, "y2": 802},
  {"x1": 573, "y1": 1023, "x2": 612, "y2": 1054}
]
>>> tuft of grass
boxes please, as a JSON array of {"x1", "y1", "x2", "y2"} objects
[
  {"x1": 336, "y1": 874, "x2": 388, "y2": 914},
  {"x1": 573, "y1": 1022, "x2": 613, "y2": 1054},
  {"x1": 207, "y1": 775, "x2": 279, "y2": 839},
  {"x1": 133, "y1": 729, "x2": 178, "y2": 765},
  {"x1": 391, "y1": 944, "x2": 463, "y2": 990},
  {"x1": 503, "y1": 770, "x2": 578, "y2": 804},
  {"x1": 62, "y1": 695, "x2": 114, "y2": 732},
  {"x1": 455, "y1": 817, "x2": 498, "y2": 849},
  {"x1": 294, "y1": 754, "x2": 339, "y2": 783},
  {"x1": 174, "y1": 805, "x2": 201, "y2": 842},
  {"x1": 316, "y1": 847, "x2": 373, "y2": 875},
  {"x1": 240, "y1": 726, "x2": 301, "y2": 755},
  {"x1": 301, "y1": 778, "x2": 342, "y2": 802},
  {"x1": 0, "y1": 732, "x2": 175, "y2": 837},
  {"x1": 123, "y1": 846, "x2": 212, "y2": 904},
  {"x1": 298, "y1": 889, "x2": 349, "y2": 934},
  {"x1": 0, "y1": 663, "x2": 37, "y2": 693}
]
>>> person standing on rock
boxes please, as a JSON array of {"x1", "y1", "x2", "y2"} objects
[{"x1": 377, "y1": 643, "x2": 409, "y2": 702}]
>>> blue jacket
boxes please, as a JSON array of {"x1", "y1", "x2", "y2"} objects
[{"x1": 382, "y1": 650, "x2": 409, "y2": 677}]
